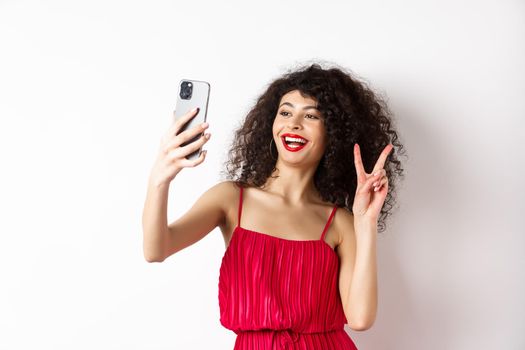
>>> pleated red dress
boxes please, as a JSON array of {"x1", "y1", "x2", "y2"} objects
[{"x1": 218, "y1": 186, "x2": 358, "y2": 349}]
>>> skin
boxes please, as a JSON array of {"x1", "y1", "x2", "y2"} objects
[
  {"x1": 241, "y1": 89, "x2": 393, "y2": 331},
  {"x1": 263, "y1": 88, "x2": 392, "y2": 210},
  {"x1": 220, "y1": 90, "x2": 341, "y2": 250},
  {"x1": 221, "y1": 89, "x2": 392, "y2": 247},
  {"x1": 156, "y1": 89, "x2": 393, "y2": 329},
  {"x1": 262, "y1": 90, "x2": 328, "y2": 204}
]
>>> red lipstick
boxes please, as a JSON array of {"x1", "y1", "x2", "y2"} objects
[{"x1": 280, "y1": 133, "x2": 309, "y2": 152}]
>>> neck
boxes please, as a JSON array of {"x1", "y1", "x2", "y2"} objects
[{"x1": 262, "y1": 158, "x2": 322, "y2": 205}]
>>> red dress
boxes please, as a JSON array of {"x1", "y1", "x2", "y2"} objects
[{"x1": 218, "y1": 186, "x2": 358, "y2": 349}]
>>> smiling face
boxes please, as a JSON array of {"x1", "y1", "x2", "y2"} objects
[{"x1": 272, "y1": 90, "x2": 327, "y2": 167}]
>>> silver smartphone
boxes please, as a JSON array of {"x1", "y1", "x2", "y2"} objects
[{"x1": 173, "y1": 79, "x2": 211, "y2": 160}]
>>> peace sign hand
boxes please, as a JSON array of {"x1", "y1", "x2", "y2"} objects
[{"x1": 352, "y1": 143, "x2": 394, "y2": 222}]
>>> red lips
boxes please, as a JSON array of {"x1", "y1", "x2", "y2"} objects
[{"x1": 280, "y1": 133, "x2": 309, "y2": 152}]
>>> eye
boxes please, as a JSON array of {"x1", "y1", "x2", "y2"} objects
[{"x1": 279, "y1": 111, "x2": 320, "y2": 119}]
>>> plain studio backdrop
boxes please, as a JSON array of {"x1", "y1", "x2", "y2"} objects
[{"x1": 0, "y1": 0, "x2": 523, "y2": 349}]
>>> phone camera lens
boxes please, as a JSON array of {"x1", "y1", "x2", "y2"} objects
[{"x1": 180, "y1": 81, "x2": 193, "y2": 100}]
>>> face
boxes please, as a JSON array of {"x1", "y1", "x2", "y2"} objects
[{"x1": 272, "y1": 90, "x2": 327, "y2": 166}]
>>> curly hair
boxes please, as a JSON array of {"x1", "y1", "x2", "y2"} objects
[{"x1": 219, "y1": 61, "x2": 407, "y2": 233}]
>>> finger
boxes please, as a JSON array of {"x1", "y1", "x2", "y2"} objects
[
  {"x1": 169, "y1": 132, "x2": 210, "y2": 159},
  {"x1": 173, "y1": 106, "x2": 199, "y2": 122},
  {"x1": 360, "y1": 172, "x2": 380, "y2": 193},
  {"x1": 181, "y1": 132, "x2": 210, "y2": 154},
  {"x1": 372, "y1": 143, "x2": 394, "y2": 174},
  {"x1": 179, "y1": 149, "x2": 207, "y2": 168},
  {"x1": 369, "y1": 169, "x2": 385, "y2": 190},
  {"x1": 371, "y1": 169, "x2": 386, "y2": 184},
  {"x1": 169, "y1": 107, "x2": 200, "y2": 135},
  {"x1": 164, "y1": 122, "x2": 209, "y2": 153},
  {"x1": 373, "y1": 177, "x2": 389, "y2": 191},
  {"x1": 354, "y1": 143, "x2": 367, "y2": 182},
  {"x1": 175, "y1": 121, "x2": 209, "y2": 144}
]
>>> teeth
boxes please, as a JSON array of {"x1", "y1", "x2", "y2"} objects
[{"x1": 284, "y1": 136, "x2": 307, "y2": 144}]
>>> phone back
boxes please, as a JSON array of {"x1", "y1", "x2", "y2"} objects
[{"x1": 174, "y1": 79, "x2": 211, "y2": 160}]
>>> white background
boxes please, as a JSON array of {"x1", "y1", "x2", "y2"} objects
[{"x1": 1, "y1": 0, "x2": 523, "y2": 349}]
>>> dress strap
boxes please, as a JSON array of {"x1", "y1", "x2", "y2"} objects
[
  {"x1": 320, "y1": 205, "x2": 338, "y2": 241},
  {"x1": 237, "y1": 186, "x2": 244, "y2": 227}
]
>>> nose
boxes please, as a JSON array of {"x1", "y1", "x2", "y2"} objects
[{"x1": 286, "y1": 115, "x2": 303, "y2": 130}]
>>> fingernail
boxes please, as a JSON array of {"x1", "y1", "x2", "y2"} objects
[
  {"x1": 192, "y1": 107, "x2": 199, "y2": 112},
  {"x1": 201, "y1": 122, "x2": 209, "y2": 128},
  {"x1": 374, "y1": 171, "x2": 380, "y2": 176}
]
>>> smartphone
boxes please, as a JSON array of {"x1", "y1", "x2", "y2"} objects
[{"x1": 173, "y1": 79, "x2": 211, "y2": 160}]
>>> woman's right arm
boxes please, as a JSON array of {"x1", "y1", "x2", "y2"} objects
[
  {"x1": 142, "y1": 107, "x2": 212, "y2": 262},
  {"x1": 142, "y1": 179, "x2": 233, "y2": 262},
  {"x1": 142, "y1": 179, "x2": 171, "y2": 262}
]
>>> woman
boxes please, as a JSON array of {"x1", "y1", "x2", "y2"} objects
[{"x1": 142, "y1": 62, "x2": 406, "y2": 349}]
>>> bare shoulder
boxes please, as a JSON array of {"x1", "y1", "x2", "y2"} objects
[
  {"x1": 209, "y1": 179, "x2": 239, "y2": 198},
  {"x1": 333, "y1": 207, "x2": 356, "y2": 248},
  {"x1": 161, "y1": 180, "x2": 240, "y2": 260},
  {"x1": 205, "y1": 179, "x2": 240, "y2": 216}
]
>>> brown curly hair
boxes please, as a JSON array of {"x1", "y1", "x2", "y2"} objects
[{"x1": 219, "y1": 61, "x2": 407, "y2": 233}]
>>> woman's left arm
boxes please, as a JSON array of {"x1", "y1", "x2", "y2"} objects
[
  {"x1": 342, "y1": 142, "x2": 393, "y2": 330},
  {"x1": 346, "y1": 218, "x2": 378, "y2": 330}
]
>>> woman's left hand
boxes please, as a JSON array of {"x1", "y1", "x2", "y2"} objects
[{"x1": 352, "y1": 143, "x2": 394, "y2": 222}]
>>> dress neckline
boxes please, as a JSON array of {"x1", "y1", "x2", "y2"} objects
[
  {"x1": 233, "y1": 186, "x2": 338, "y2": 259},
  {"x1": 231, "y1": 225, "x2": 338, "y2": 258}
]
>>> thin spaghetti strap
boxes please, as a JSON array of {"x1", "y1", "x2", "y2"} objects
[
  {"x1": 320, "y1": 205, "x2": 338, "y2": 241},
  {"x1": 237, "y1": 186, "x2": 244, "y2": 227}
]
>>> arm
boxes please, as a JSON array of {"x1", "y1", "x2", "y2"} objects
[
  {"x1": 142, "y1": 179, "x2": 232, "y2": 262},
  {"x1": 339, "y1": 142, "x2": 391, "y2": 329},
  {"x1": 142, "y1": 179, "x2": 171, "y2": 262},
  {"x1": 337, "y1": 211, "x2": 378, "y2": 331},
  {"x1": 348, "y1": 218, "x2": 378, "y2": 330}
]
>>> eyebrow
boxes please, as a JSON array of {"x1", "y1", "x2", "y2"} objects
[{"x1": 279, "y1": 102, "x2": 319, "y2": 110}]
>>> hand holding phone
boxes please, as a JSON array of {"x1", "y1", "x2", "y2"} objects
[
  {"x1": 173, "y1": 79, "x2": 211, "y2": 161},
  {"x1": 149, "y1": 108, "x2": 211, "y2": 186}
]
